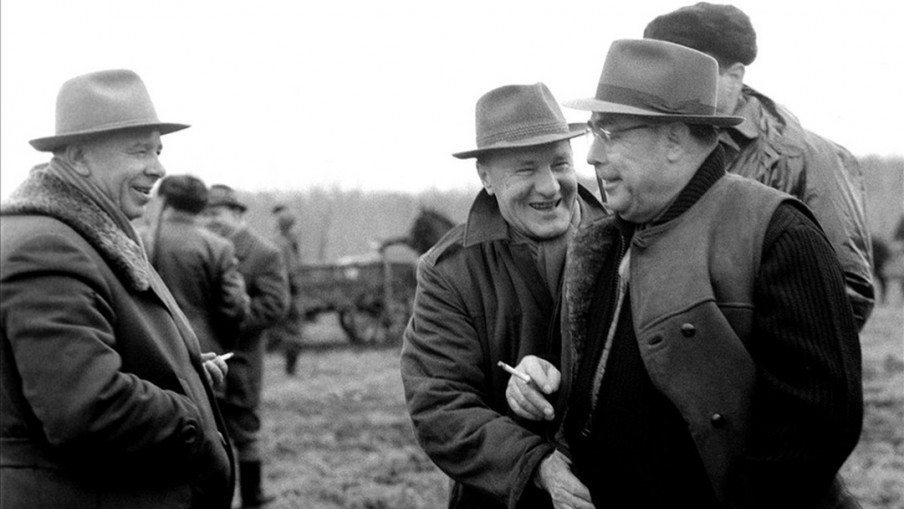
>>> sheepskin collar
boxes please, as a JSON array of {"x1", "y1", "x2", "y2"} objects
[
  {"x1": 563, "y1": 215, "x2": 627, "y2": 360},
  {"x1": 0, "y1": 167, "x2": 151, "y2": 291}
]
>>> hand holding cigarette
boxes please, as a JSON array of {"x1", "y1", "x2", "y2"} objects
[
  {"x1": 201, "y1": 351, "x2": 231, "y2": 391},
  {"x1": 502, "y1": 355, "x2": 561, "y2": 422},
  {"x1": 497, "y1": 361, "x2": 531, "y2": 383}
]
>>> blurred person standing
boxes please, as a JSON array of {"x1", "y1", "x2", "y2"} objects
[
  {"x1": 400, "y1": 83, "x2": 607, "y2": 509},
  {"x1": 140, "y1": 174, "x2": 250, "y2": 356},
  {"x1": 267, "y1": 204, "x2": 305, "y2": 376},
  {"x1": 645, "y1": 2, "x2": 875, "y2": 328},
  {"x1": 0, "y1": 69, "x2": 233, "y2": 508},
  {"x1": 508, "y1": 40, "x2": 863, "y2": 508},
  {"x1": 203, "y1": 185, "x2": 289, "y2": 508}
]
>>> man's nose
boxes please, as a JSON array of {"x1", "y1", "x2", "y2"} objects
[
  {"x1": 586, "y1": 137, "x2": 608, "y2": 166},
  {"x1": 533, "y1": 166, "x2": 560, "y2": 196}
]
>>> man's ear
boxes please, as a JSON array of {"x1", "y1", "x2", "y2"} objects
[
  {"x1": 664, "y1": 123, "x2": 688, "y2": 163},
  {"x1": 476, "y1": 162, "x2": 495, "y2": 195},
  {"x1": 62, "y1": 143, "x2": 92, "y2": 177}
]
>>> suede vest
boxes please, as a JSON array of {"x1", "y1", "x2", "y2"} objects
[{"x1": 629, "y1": 173, "x2": 789, "y2": 502}]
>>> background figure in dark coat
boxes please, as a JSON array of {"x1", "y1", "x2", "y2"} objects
[
  {"x1": 203, "y1": 184, "x2": 290, "y2": 509},
  {"x1": 267, "y1": 204, "x2": 305, "y2": 376},
  {"x1": 140, "y1": 174, "x2": 250, "y2": 355},
  {"x1": 0, "y1": 69, "x2": 233, "y2": 509},
  {"x1": 644, "y1": 2, "x2": 875, "y2": 329},
  {"x1": 401, "y1": 83, "x2": 607, "y2": 509}
]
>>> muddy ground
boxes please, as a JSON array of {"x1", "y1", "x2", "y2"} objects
[{"x1": 252, "y1": 303, "x2": 903, "y2": 508}]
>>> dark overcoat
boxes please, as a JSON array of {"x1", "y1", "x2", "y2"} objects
[
  {"x1": 0, "y1": 169, "x2": 234, "y2": 508},
  {"x1": 400, "y1": 186, "x2": 605, "y2": 509}
]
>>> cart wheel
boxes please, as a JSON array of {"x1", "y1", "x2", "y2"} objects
[{"x1": 338, "y1": 307, "x2": 387, "y2": 345}]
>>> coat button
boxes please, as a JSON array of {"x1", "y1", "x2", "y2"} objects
[
  {"x1": 710, "y1": 413, "x2": 725, "y2": 428},
  {"x1": 680, "y1": 323, "x2": 696, "y2": 337},
  {"x1": 181, "y1": 423, "x2": 199, "y2": 444}
]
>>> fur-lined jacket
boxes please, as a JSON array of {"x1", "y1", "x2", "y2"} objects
[{"x1": 0, "y1": 166, "x2": 233, "y2": 509}]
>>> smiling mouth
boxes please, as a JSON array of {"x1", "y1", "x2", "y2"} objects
[
  {"x1": 530, "y1": 199, "x2": 561, "y2": 211},
  {"x1": 133, "y1": 186, "x2": 152, "y2": 197}
]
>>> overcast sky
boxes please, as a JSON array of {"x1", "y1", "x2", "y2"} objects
[{"x1": 2, "y1": 0, "x2": 902, "y2": 199}]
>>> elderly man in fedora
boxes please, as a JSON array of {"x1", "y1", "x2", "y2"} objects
[
  {"x1": 202, "y1": 184, "x2": 289, "y2": 508},
  {"x1": 0, "y1": 70, "x2": 234, "y2": 508},
  {"x1": 644, "y1": 3, "x2": 874, "y2": 329},
  {"x1": 400, "y1": 82, "x2": 606, "y2": 509},
  {"x1": 506, "y1": 40, "x2": 863, "y2": 508}
]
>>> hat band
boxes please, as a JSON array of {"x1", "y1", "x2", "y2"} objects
[
  {"x1": 597, "y1": 84, "x2": 716, "y2": 116},
  {"x1": 477, "y1": 120, "x2": 569, "y2": 147}
]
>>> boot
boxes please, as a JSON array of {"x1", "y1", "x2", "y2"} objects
[{"x1": 239, "y1": 460, "x2": 275, "y2": 508}]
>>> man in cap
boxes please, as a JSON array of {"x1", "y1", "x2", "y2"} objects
[
  {"x1": 266, "y1": 204, "x2": 305, "y2": 376},
  {"x1": 140, "y1": 174, "x2": 250, "y2": 357},
  {"x1": 506, "y1": 40, "x2": 863, "y2": 508},
  {"x1": 203, "y1": 185, "x2": 289, "y2": 508},
  {"x1": 400, "y1": 82, "x2": 607, "y2": 509},
  {"x1": 644, "y1": 2, "x2": 875, "y2": 329},
  {"x1": 0, "y1": 70, "x2": 234, "y2": 508}
]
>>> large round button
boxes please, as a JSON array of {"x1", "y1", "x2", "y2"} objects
[
  {"x1": 680, "y1": 323, "x2": 696, "y2": 337},
  {"x1": 710, "y1": 413, "x2": 725, "y2": 428}
]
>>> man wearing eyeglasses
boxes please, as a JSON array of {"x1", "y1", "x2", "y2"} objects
[
  {"x1": 400, "y1": 83, "x2": 606, "y2": 509},
  {"x1": 506, "y1": 40, "x2": 863, "y2": 508}
]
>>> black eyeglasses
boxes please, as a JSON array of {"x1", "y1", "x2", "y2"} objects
[{"x1": 587, "y1": 121, "x2": 655, "y2": 144}]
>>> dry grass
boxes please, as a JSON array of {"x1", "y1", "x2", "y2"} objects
[{"x1": 253, "y1": 302, "x2": 903, "y2": 508}]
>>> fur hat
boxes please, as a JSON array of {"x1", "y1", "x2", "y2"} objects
[
  {"x1": 30, "y1": 69, "x2": 188, "y2": 152},
  {"x1": 158, "y1": 175, "x2": 208, "y2": 214},
  {"x1": 643, "y1": 2, "x2": 757, "y2": 67}
]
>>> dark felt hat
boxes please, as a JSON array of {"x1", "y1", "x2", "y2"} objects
[
  {"x1": 453, "y1": 83, "x2": 586, "y2": 159},
  {"x1": 30, "y1": 69, "x2": 188, "y2": 152},
  {"x1": 158, "y1": 175, "x2": 208, "y2": 214},
  {"x1": 644, "y1": 2, "x2": 757, "y2": 66},
  {"x1": 564, "y1": 39, "x2": 744, "y2": 127},
  {"x1": 207, "y1": 184, "x2": 247, "y2": 213}
]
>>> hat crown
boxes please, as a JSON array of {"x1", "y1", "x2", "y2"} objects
[
  {"x1": 475, "y1": 83, "x2": 570, "y2": 147},
  {"x1": 207, "y1": 184, "x2": 247, "y2": 212},
  {"x1": 643, "y1": 2, "x2": 757, "y2": 66},
  {"x1": 56, "y1": 69, "x2": 161, "y2": 135},
  {"x1": 599, "y1": 39, "x2": 718, "y2": 115}
]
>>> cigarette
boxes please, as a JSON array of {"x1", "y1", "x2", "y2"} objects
[
  {"x1": 497, "y1": 361, "x2": 531, "y2": 383},
  {"x1": 217, "y1": 352, "x2": 235, "y2": 362}
]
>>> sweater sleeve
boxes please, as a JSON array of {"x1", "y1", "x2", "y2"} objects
[{"x1": 738, "y1": 202, "x2": 863, "y2": 507}]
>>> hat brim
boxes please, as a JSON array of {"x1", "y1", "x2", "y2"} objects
[
  {"x1": 452, "y1": 124, "x2": 588, "y2": 160},
  {"x1": 29, "y1": 122, "x2": 190, "y2": 152},
  {"x1": 564, "y1": 98, "x2": 744, "y2": 127}
]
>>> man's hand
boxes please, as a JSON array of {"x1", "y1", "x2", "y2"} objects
[
  {"x1": 536, "y1": 450, "x2": 594, "y2": 509},
  {"x1": 505, "y1": 355, "x2": 560, "y2": 421},
  {"x1": 202, "y1": 352, "x2": 229, "y2": 391}
]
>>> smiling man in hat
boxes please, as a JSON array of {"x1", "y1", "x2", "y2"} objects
[
  {"x1": 506, "y1": 40, "x2": 863, "y2": 508},
  {"x1": 400, "y1": 82, "x2": 606, "y2": 509},
  {"x1": 0, "y1": 70, "x2": 234, "y2": 508},
  {"x1": 644, "y1": 3, "x2": 875, "y2": 330}
]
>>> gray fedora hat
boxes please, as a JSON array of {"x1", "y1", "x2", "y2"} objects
[
  {"x1": 453, "y1": 82, "x2": 586, "y2": 159},
  {"x1": 29, "y1": 69, "x2": 189, "y2": 152},
  {"x1": 564, "y1": 39, "x2": 743, "y2": 127}
]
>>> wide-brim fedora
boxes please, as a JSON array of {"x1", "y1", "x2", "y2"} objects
[
  {"x1": 453, "y1": 82, "x2": 586, "y2": 160},
  {"x1": 564, "y1": 39, "x2": 743, "y2": 127},
  {"x1": 29, "y1": 69, "x2": 189, "y2": 152}
]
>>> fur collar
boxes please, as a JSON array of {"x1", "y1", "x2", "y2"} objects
[
  {"x1": 564, "y1": 215, "x2": 622, "y2": 360},
  {"x1": 0, "y1": 169, "x2": 151, "y2": 291}
]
